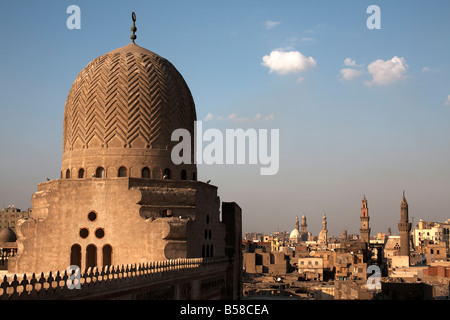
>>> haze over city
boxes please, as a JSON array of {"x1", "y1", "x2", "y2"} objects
[{"x1": 1, "y1": 0, "x2": 449, "y2": 237}]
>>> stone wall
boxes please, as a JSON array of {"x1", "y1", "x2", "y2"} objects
[{"x1": 9, "y1": 178, "x2": 226, "y2": 274}]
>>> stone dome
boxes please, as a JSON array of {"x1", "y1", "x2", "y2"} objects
[
  {"x1": 289, "y1": 228, "x2": 300, "y2": 239},
  {"x1": 0, "y1": 227, "x2": 17, "y2": 243},
  {"x1": 61, "y1": 41, "x2": 197, "y2": 180}
]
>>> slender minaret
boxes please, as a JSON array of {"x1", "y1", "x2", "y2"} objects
[
  {"x1": 318, "y1": 212, "x2": 328, "y2": 245},
  {"x1": 300, "y1": 215, "x2": 307, "y2": 234},
  {"x1": 398, "y1": 191, "x2": 411, "y2": 257},
  {"x1": 299, "y1": 214, "x2": 309, "y2": 241},
  {"x1": 360, "y1": 195, "x2": 370, "y2": 244}
]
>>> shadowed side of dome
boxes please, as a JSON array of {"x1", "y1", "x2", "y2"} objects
[
  {"x1": 61, "y1": 42, "x2": 197, "y2": 180},
  {"x1": 0, "y1": 227, "x2": 17, "y2": 243}
]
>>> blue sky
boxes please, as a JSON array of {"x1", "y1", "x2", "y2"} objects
[{"x1": 1, "y1": 0, "x2": 449, "y2": 236}]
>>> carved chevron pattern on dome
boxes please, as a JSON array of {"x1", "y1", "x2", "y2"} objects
[{"x1": 63, "y1": 45, "x2": 196, "y2": 152}]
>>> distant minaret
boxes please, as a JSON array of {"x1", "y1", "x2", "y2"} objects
[
  {"x1": 398, "y1": 191, "x2": 411, "y2": 258},
  {"x1": 360, "y1": 195, "x2": 370, "y2": 244},
  {"x1": 301, "y1": 215, "x2": 307, "y2": 233},
  {"x1": 318, "y1": 212, "x2": 328, "y2": 245},
  {"x1": 295, "y1": 216, "x2": 299, "y2": 232},
  {"x1": 300, "y1": 214, "x2": 309, "y2": 241},
  {"x1": 341, "y1": 229, "x2": 348, "y2": 241}
]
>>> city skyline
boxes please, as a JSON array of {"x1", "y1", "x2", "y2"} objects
[{"x1": 1, "y1": 1, "x2": 449, "y2": 237}]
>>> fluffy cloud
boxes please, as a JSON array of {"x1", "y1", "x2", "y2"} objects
[
  {"x1": 365, "y1": 56, "x2": 409, "y2": 86},
  {"x1": 340, "y1": 68, "x2": 364, "y2": 81},
  {"x1": 339, "y1": 58, "x2": 364, "y2": 81},
  {"x1": 344, "y1": 58, "x2": 357, "y2": 67},
  {"x1": 262, "y1": 50, "x2": 317, "y2": 75},
  {"x1": 262, "y1": 114, "x2": 275, "y2": 121},
  {"x1": 228, "y1": 113, "x2": 248, "y2": 122},
  {"x1": 264, "y1": 21, "x2": 281, "y2": 30}
]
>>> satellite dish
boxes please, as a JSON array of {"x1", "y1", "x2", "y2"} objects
[{"x1": 206, "y1": 180, "x2": 211, "y2": 184}]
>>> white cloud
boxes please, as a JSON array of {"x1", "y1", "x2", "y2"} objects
[
  {"x1": 228, "y1": 113, "x2": 248, "y2": 122},
  {"x1": 204, "y1": 113, "x2": 214, "y2": 121},
  {"x1": 254, "y1": 113, "x2": 275, "y2": 121},
  {"x1": 343, "y1": 58, "x2": 363, "y2": 67},
  {"x1": 340, "y1": 68, "x2": 364, "y2": 81},
  {"x1": 339, "y1": 58, "x2": 364, "y2": 82},
  {"x1": 262, "y1": 50, "x2": 317, "y2": 75},
  {"x1": 297, "y1": 76, "x2": 305, "y2": 83},
  {"x1": 445, "y1": 95, "x2": 450, "y2": 106},
  {"x1": 365, "y1": 56, "x2": 409, "y2": 86},
  {"x1": 264, "y1": 21, "x2": 281, "y2": 30},
  {"x1": 422, "y1": 67, "x2": 438, "y2": 73},
  {"x1": 344, "y1": 58, "x2": 357, "y2": 67}
]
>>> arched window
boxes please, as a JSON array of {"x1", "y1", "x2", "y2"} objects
[
  {"x1": 118, "y1": 166, "x2": 127, "y2": 177},
  {"x1": 205, "y1": 244, "x2": 210, "y2": 258},
  {"x1": 66, "y1": 169, "x2": 71, "y2": 179},
  {"x1": 163, "y1": 168, "x2": 171, "y2": 179},
  {"x1": 193, "y1": 172, "x2": 197, "y2": 181},
  {"x1": 103, "y1": 245, "x2": 112, "y2": 266},
  {"x1": 141, "y1": 167, "x2": 150, "y2": 178},
  {"x1": 78, "y1": 168, "x2": 85, "y2": 179},
  {"x1": 70, "y1": 244, "x2": 82, "y2": 268},
  {"x1": 86, "y1": 244, "x2": 97, "y2": 269},
  {"x1": 96, "y1": 167, "x2": 105, "y2": 178},
  {"x1": 181, "y1": 170, "x2": 187, "y2": 180}
]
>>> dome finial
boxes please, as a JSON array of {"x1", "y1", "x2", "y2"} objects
[{"x1": 130, "y1": 12, "x2": 137, "y2": 43}]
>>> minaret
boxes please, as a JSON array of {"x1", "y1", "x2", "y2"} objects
[
  {"x1": 300, "y1": 215, "x2": 307, "y2": 234},
  {"x1": 360, "y1": 194, "x2": 370, "y2": 244},
  {"x1": 318, "y1": 212, "x2": 328, "y2": 245},
  {"x1": 295, "y1": 216, "x2": 299, "y2": 231},
  {"x1": 398, "y1": 191, "x2": 411, "y2": 258},
  {"x1": 300, "y1": 214, "x2": 309, "y2": 241}
]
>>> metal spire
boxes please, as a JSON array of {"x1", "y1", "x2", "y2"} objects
[{"x1": 130, "y1": 12, "x2": 137, "y2": 43}]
